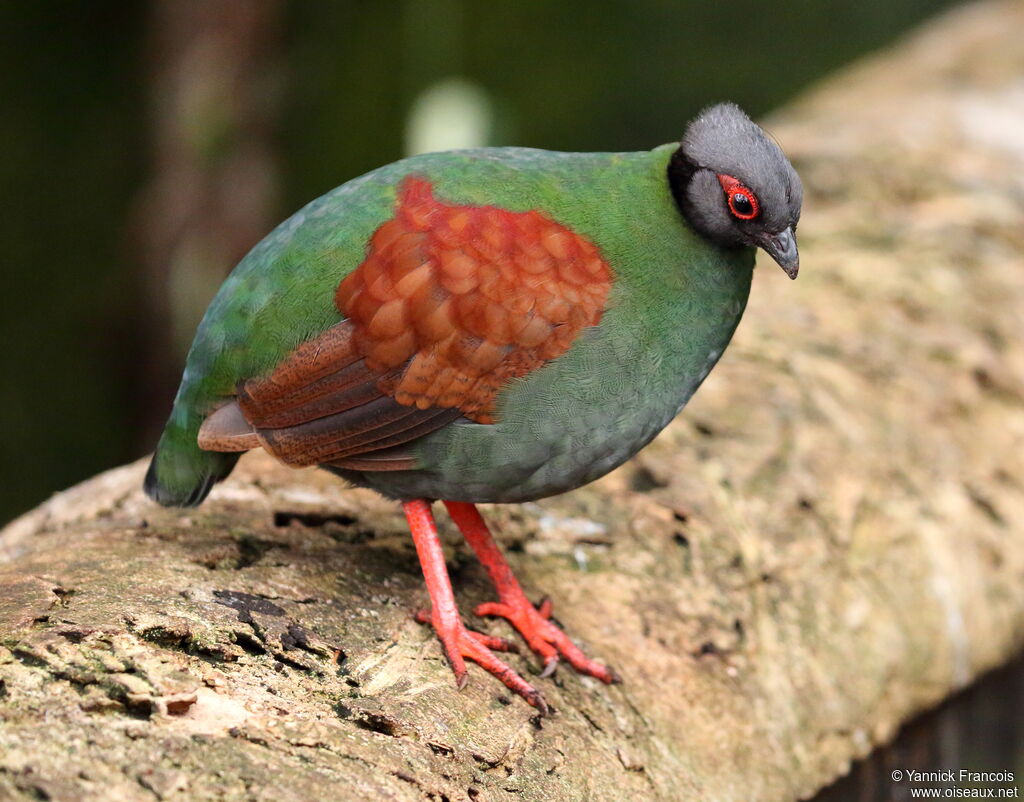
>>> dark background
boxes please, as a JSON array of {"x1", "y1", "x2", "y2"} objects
[{"x1": 0, "y1": 0, "x2": 960, "y2": 526}]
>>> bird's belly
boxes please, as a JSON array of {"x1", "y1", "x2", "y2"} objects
[
  {"x1": 493, "y1": 404, "x2": 678, "y2": 502},
  {"x1": 350, "y1": 341, "x2": 725, "y2": 504},
  {"x1": 350, "y1": 405, "x2": 671, "y2": 503}
]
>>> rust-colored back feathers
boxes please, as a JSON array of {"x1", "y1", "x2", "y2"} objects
[{"x1": 336, "y1": 177, "x2": 612, "y2": 423}]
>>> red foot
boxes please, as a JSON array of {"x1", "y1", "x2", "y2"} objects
[
  {"x1": 444, "y1": 501, "x2": 620, "y2": 685},
  {"x1": 413, "y1": 610, "x2": 548, "y2": 714},
  {"x1": 474, "y1": 595, "x2": 620, "y2": 684},
  {"x1": 403, "y1": 500, "x2": 549, "y2": 714}
]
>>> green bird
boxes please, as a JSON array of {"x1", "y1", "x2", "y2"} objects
[{"x1": 145, "y1": 102, "x2": 803, "y2": 713}]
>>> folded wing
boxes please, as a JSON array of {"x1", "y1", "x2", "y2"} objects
[{"x1": 198, "y1": 175, "x2": 613, "y2": 472}]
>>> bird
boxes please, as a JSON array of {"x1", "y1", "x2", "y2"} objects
[{"x1": 145, "y1": 102, "x2": 803, "y2": 714}]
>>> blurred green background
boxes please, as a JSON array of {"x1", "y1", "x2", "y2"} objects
[{"x1": 0, "y1": 0, "x2": 961, "y2": 526}]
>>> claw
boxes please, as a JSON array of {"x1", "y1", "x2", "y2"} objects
[
  {"x1": 526, "y1": 690, "x2": 551, "y2": 717},
  {"x1": 539, "y1": 657, "x2": 559, "y2": 679}
]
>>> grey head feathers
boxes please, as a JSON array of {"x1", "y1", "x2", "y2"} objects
[{"x1": 669, "y1": 102, "x2": 803, "y2": 277}]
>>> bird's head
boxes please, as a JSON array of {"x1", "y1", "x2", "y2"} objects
[{"x1": 668, "y1": 102, "x2": 803, "y2": 279}]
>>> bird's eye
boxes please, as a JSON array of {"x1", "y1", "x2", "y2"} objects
[
  {"x1": 717, "y1": 174, "x2": 760, "y2": 221},
  {"x1": 729, "y1": 192, "x2": 755, "y2": 218}
]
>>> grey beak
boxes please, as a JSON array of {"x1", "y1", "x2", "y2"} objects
[{"x1": 758, "y1": 227, "x2": 799, "y2": 279}]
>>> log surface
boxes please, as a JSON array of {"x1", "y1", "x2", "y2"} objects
[{"x1": 3, "y1": 3, "x2": 1024, "y2": 800}]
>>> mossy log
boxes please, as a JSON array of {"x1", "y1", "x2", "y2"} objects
[{"x1": 3, "y1": 2, "x2": 1024, "y2": 800}]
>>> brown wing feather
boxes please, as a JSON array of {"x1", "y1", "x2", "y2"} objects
[
  {"x1": 238, "y1": 361, "x2": 401, "y2": 430},
  {"x1": 197, "y1": 401, "x2": 260, "y2": 452},
  {"x1": 257, "y1": 396, "x2": 456, "y2": 466},
  {"x1": 197, "y1": 175, "x2": 613, "y2": 472},
  {"x1": 327, "y1": 448, "x2": 418, "y2": 472},
  {"x1": 207, "y1": 320, "x2": 456, "y2": 469}
]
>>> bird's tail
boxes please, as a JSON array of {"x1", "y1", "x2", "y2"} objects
[{"x1": 144, "y1": 405, "x2": 240, "y2": 508}]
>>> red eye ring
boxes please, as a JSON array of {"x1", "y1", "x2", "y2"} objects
[{"x1": 717, "y1": 174, "x2": 760, "y2": 220}]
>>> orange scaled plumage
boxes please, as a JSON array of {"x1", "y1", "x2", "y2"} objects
[{"x1": 335, "y1": 176, "x2": 612, "y2": 423}]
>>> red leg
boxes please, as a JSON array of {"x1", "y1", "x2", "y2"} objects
[
  {"x1": 443, "y1": 500, "x2": 620, "y2": 685},
  {"x1": 403, "y1": 500, "x2": 548, "y2": 713}
]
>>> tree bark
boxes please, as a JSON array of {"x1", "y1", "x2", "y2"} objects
[{"x1": 3, "y1": 2, "x2": 1024, "y2": 800}]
